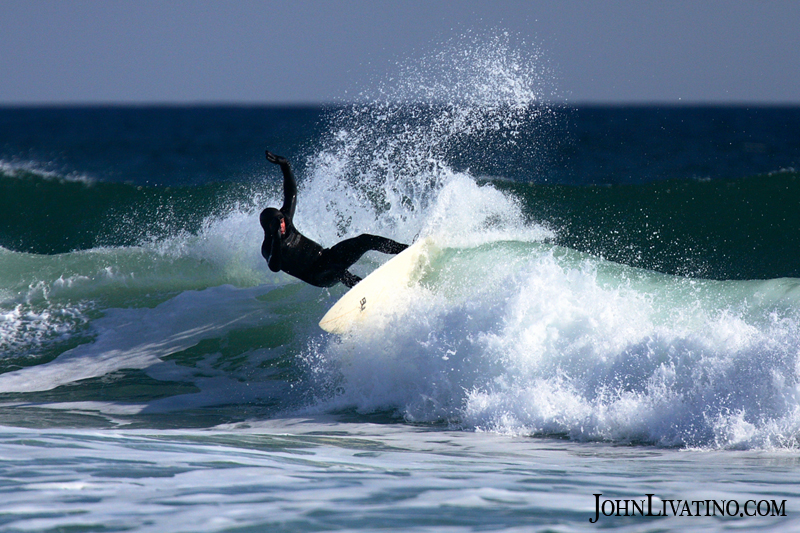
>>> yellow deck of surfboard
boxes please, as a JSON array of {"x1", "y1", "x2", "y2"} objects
[{"x1": 318, "y1": 236, "x2": 436, "y2": 334}]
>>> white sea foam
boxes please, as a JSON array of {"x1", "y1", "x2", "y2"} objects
[
  {"x1": 0, "y1": 301, "x2": 91, "y2": 357},
  {"x1": 0, "y1": 158, "x2": 94, "y2": 184},
  {"x1": 0, "y1": 284, "x2": 299, "y2": 395},
  {"x1": 303, "y1": 235, "x2": 800, "y2": 449}
]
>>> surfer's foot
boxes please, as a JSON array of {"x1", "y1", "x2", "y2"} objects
[
  {"x1": 340, "y1": 270, "x2": 362, "y2": 288},
  {"x1": 369, "y1": 236, "x2": 408, "y2": 255},
  {"x1": 389, "y1": 241, "x2": 408, "y2": 254}
]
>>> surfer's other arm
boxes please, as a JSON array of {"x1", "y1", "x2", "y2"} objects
[
  {"x1": 266, "y1": 225, "x2": 283, "y2": 272},
  {"x1": 266, "y1": 150, "x2": 296, "y2": 219}
]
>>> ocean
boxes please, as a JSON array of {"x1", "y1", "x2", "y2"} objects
[{"x1": 2, "y1": 39, "x2": 800, "y2": 532}]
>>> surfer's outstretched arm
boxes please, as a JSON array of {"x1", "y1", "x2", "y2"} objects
[{"x1": 266, "y1": 150, "x2": 297, "y2": 220}]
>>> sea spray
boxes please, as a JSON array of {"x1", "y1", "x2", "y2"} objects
[{"x1": 297, "y1": 31, "x2": 558, "y2": 247}]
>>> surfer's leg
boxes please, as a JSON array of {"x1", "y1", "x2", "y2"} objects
[
  {"x1": 312, "y1": 235, "x2": 406, "y2": 288},
  {"x1": 324, "y1": 234, "x2": 408, "y2": 269}
]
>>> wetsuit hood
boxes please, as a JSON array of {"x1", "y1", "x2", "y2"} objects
[{"x1": 260, "y1": 208, "x2": 283, "y2": 233}]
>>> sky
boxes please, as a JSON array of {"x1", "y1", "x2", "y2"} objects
[{"x1": 2, "y1": 0, "x2": 799, "y2": 105}]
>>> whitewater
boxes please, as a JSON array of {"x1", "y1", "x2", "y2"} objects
[{"x1": 2, "y1": 33, "x2": 800, "y2": 531}]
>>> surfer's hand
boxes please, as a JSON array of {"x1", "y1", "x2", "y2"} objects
[{"x1": 265, "y1": 151, "x2": 289, "y2": 166}]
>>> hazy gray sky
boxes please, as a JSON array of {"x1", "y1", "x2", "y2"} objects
[{"x1": 2, "y1": 0, "x2": 799, "y2": 104}]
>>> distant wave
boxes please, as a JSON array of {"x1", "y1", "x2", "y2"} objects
[{"x1": 0, "y1": 165, "x2": 269, "y2": 254}]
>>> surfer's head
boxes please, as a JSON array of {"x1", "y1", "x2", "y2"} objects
[{"x1": 260, "y1": 208, "x2": 285, "y2": 235}]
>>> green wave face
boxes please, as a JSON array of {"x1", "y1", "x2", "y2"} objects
[{"x1": 498, "y1": 170, "x2": 800, "y2": 280}]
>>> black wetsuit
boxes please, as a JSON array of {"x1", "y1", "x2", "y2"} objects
[{"x1": 260, "y1": 152, "x2": 408, "y2": 288}]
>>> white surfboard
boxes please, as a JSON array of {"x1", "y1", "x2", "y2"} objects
[{"x1": 319, "y1": 236, "x2": 437, "y2": 334}]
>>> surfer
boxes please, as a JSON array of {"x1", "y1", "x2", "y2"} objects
[{"x1": 260, "y1": 150, "x2": 408, "y2": 288}]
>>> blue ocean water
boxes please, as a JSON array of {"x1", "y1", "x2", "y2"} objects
[{"x1": 2, "y1": 37, "x2": 800, "y2": 531}]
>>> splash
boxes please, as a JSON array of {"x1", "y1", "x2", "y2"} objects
[
  {"x1": 296, "y1": 31, "x2": 558, "y2": 246},
  {"x1": 302, "y1": 240, "x2": 800, "y2": 449}
]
